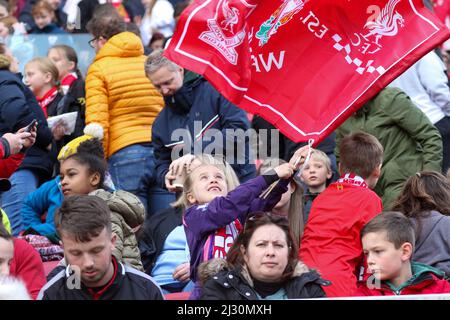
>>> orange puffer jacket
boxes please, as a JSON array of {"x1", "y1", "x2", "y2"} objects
[{"x1": 85, "y1": 31, "x2": 163, "y2": 157}]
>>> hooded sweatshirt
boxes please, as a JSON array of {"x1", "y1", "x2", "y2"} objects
[{"x1": 410, "y1": 211, "x2": 450, "y2": 276}]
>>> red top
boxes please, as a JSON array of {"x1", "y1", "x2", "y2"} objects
[
  {"x1": 0, "y1": 143, "x2": 24, "y2": 178},
  {"x1": 299, "y1": 174, "x2": 383, "y2": 297},
  {"x1": 354, "y1": 273, "x2": 450, "y2": 296},
  {"x1": 10, "y1": 238, "x2": 46, "y2": 300}
]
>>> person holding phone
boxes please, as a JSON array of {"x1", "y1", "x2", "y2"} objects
[
  {"x1": 0, "y1": 43, "x2": 55, "y2": 236},
  {"x1": 1, "y1": 124, "x2": 37, "y2": 178}
]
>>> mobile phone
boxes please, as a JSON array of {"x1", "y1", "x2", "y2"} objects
[{"x1": 24, "y1": 119, "x2": 37, "y2": 132}]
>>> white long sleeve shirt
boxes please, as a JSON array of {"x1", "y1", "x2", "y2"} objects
[{"x1": 389, "y1": 51, "x2": 450, "y2": 124}]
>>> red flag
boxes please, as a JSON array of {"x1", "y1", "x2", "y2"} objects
[{"x1": 165, "y1": 0, "x2": 450, "y2": 145}]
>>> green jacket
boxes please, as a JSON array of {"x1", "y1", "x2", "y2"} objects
[
  {"x1": 336, "y1": 88, "x2": 442, "y2": 209},
  {"x1": 91, "y1": 189, "x2": 145, "y2": 271}
]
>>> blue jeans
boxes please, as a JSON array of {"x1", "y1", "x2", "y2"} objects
[
  {"x1": 0, "y1": 169, "x2": 39, "y2": 236},
  {"x1": 108, "y1": 144, "x2": 175, "y2": 217},
  {"x1": 161, "y1": 280, "x2": 195, "y2": 295}
]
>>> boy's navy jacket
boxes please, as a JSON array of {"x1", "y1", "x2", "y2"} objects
[
  {"x1": 0, "y1": 70, "x2": 55, "y2": 179},
  {"x1": 31, "y1": 23, "x2": 67, "y2": 34},
  {"x1": 38, "y1": 257, "x2": 164, "y2": 300},
  {"x1": 151, "y1": 75, "x2": 256, "y2": 186}
]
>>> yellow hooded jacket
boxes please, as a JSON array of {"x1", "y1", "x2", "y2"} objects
[{"x1": 85, "y1": 32, "x2": 163, "y2": 158}]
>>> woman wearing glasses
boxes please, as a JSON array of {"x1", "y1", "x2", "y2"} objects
[{"x1": 199, "y1": 213, "x2": 329, "y2": 300}]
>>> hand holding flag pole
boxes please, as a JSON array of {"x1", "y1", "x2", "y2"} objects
[{"x1": 260, "y1": 140, "x2": 314, "y2": 199}]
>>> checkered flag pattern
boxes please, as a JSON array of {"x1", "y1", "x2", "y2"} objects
[{"x1": 332, "y1": 34, "x2": 385, "y2": 75}]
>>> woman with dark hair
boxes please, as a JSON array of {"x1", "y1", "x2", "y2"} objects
[
  {"x1": 392, "y1": 171, "x2": 450, "y2": 275},
  {"x1": 47, "y1": 44, "x2": 86, "y2": 142},
  {"x1": 199, "y1": 212, "x2": 328, "y2": 300}
]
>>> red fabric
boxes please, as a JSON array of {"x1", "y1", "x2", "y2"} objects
[
  {"x1": 37, "y1": 87, "x2": 58, "y2": 118},
  {"x1": 60, "y1": 72, "x2": 78, "y2": 94},
  {"x1": 165, "y1": 0, "x2": 450, "y2": 145},
  {"x1": 12, "y1": 0, "x2": 26, "y2": 19},
  {"x1": 353, "y1": 273, "x2": 450, "y2": 296},
  {"x1": 43, "y1": 260, "x2": 60, "y2": 276},
  {"x1": 434, "y1": 0, "x2": 450, "y2": 24},
  {"x1": 299, "y1": 179, "x2": 383, "y2": 297},
  {"x1": 10, "y1": 238, "x2": 47, "y2": 300},
  {"x1": 211, "y1": 219, "x2": 242, "y2": 258},
  {"x1": 0, "y1": 153, "x2": 24, "y2": 178},
  {"x1": 108, "y1": 0, "x2": 131, "y2": 22},
  {"x1": 87, "y1": 257, "x2": 118, "y2": 300},
  {"x1": 164, "y1": 292, "x2": 191, "y2": 300}
]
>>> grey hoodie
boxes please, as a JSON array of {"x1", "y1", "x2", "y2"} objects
[{"x1": 410, "y1": 210, "x2": 450, "y2": 276}]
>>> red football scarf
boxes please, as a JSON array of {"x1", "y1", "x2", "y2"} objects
[
  {"x1": 165, "y1": 0, "x2": 450, "y2": 145},
  {"x1": 209, "y1": 219, "x2": 243, "y2": 259},
  {"x1": 37, "y1": 87, "x2": 58, "y2": 118},
  {"x1": 60, "y1": 72, "x2": 78, "y2": 95},
  {"x1": 336, "y1": 173, "x2": 368, "y2": 189}
]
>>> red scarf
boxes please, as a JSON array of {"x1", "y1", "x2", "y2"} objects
[
  {"x1": 37, "y1": 87, "x2": 58, "y2": 118},
  {"x1": 210, "y1": 219, "x2": 243, "y2": 259},
  {"x1": 60, "y1": 72, "x2": 78, "y2": 95}
]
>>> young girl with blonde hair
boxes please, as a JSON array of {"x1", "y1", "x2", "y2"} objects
[{"x1": 183, "y1": 147, "x2": 309, "y2": 299}]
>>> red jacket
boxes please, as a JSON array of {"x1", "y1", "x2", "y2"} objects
[
  {"x1": 354, "y1": 262, "x2": 450, "y2": 296},
  {"x1": 299, "y1": 176, "x2": 383, "y2": 297},
  {"x1": 0, "y1": 142, "x2": 24, "y2": 178},
  {"x1": 10, "y1": 238, "x2": 46, "y2": 300}
]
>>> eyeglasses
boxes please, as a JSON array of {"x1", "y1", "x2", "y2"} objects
[
  {"x1": 88, "y1": 38, "x2": 97, "y2": 48},
  {"x1": 88, "y1": 37, "x2": 101, "y2": 48}
]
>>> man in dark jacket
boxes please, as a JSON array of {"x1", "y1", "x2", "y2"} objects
[
  {"x1": 38, "y1": 195, "x2": 164, "y2": 300},
  {"x1": 0, "y1": 58, "x2": 55, "y2": 236},
  {"x1": 145, "y1": 49, "x2": 256, "y2": 192}
]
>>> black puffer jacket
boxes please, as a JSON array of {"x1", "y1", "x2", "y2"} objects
[
  {"x1": 39, "y1": 257, "x2": 164, "y2": 300},
  {"x1": 200, "y1": 258, "x2": 329, "y2": 300}
]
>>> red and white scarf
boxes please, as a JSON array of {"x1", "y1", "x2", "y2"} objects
[
  {"x1": 37, "y1": 87, "x2": 58, "y2": 118},
  {"x1": 204, "y1": 219, "x2": 243, "y2": 261},
  {"x1": 60, "y1": 72, "x2": 78, "y2": 95},
  {"x1": 336, "y1": 173, "x2": 368, "y2": 189}
]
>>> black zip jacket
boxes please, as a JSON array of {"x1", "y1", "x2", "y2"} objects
[{"x1": 38, "y1": 257, "x2": 164, "y2": 300}]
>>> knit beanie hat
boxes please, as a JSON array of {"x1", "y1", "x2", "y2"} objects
[{"x1": 57, "y1": 123, "x2": 104, "y2": 161}]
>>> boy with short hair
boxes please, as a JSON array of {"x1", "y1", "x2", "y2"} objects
[
  {"x1": 299, "y1": 132, "x2": 384, "y2": 297},
  {"x1": 355, "y1": 211, "x2": 450, "y2": 296},
  {"x1": 38, "y1": 195, "x2": 164, "y2": 300},
  {"x1": 300, "y1": 149, "x2": 333, "y2": 224},
  {"x1": 30, "y1": 0, "x2": 65, "y2": 33}
]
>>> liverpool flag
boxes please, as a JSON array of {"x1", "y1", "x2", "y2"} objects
[{"x1": 165, "y1": 0, "x2": 450, "y2": 144}]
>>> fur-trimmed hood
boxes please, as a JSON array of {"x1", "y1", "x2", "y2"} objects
[
  {"x1": 198, "y1": 258, "x2": 312, "y2": 287},
  {"x1": 0, "y1": 54, "x2": 11, "y2": 70}
]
